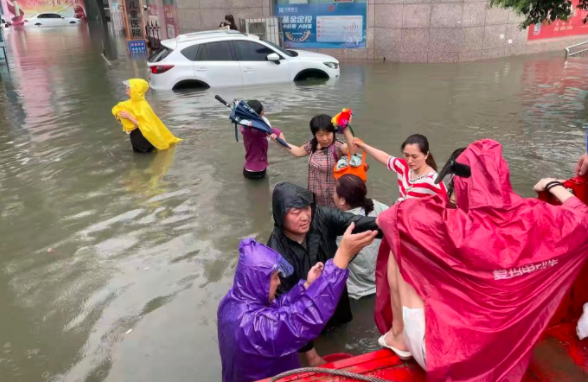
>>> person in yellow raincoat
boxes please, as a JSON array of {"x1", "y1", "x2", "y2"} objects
[{"x1": 112, "y1": 79, "x2": 182, "y2": 153}]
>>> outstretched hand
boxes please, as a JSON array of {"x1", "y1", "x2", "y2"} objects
[
  {"x1": 333, "y1": 223, "x2": 378, "y2": 269},
  {"x1": 352, "y1": 137, "x2": 365, "y2": 149},
  {"x1": 575, "y1": 153, "x2": 588, "y2": 177}
]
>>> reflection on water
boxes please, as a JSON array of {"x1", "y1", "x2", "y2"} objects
[{"x1": 1, "y1": 24, "x2": 588, "y2": 382}]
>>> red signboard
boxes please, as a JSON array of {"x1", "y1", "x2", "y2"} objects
[
  {"x1": 528, "y1": 0, "x2": 588, "y2": 40},
  {"x1": 163, "y1": 2, "x2": 178, "y2": 38}
]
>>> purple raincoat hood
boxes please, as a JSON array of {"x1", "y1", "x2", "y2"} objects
[{"x1": 231, "y1": 238, "x2": 293, "y2": 305}]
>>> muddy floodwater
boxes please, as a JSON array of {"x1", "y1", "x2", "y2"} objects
[{"x1": 1, "y1": 24, "x2": 587, "y2": 382}]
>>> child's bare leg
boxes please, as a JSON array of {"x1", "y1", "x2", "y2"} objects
[{"x1": 383, "y1": 252, "x2": 408, "y2": 350}]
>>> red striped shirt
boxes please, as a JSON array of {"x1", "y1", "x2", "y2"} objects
[{"x1": 387, "y1": 156, "x2": 447, "y2": 201}]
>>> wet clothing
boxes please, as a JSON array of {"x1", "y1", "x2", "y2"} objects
[
  {"x1": 336, "y1": 200, "x2": 388, "y2": 299},
  {"x1": 387, "y1": 156, "x2": 446, "y2": 201},
  {"x1": 240, "y1": 117, "x2": 282, "y2": 173},
  {"x1": 243, "y1": 167, "x2": 266, "y2": 179},
  {"x1": 303, "y1": 139, "x2": 344, "y2": 207},
  {"x1": 375, "y1": 139, "x2": 588, "y2": 382},
  {"x1": 267, "y1": 182, "x2": 381, "y2": 352},
  {"x1": 130, "y1": 129, "x2": 155, "y2": 153},
  {"x1": 112, "y1": 78, "x2": 182, "y2": 151},
  {"x1": 403, "y1": 306, "x2": 426, "y2": 370},
  {"x1": 217, "y1": 239, "x2": 349, "y2": 382}
]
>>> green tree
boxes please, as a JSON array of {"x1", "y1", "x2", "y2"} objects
[{"x1": 490, "y1": 0, "x2": 588, "y2": 28}]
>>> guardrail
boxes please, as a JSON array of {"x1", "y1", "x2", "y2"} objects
[{"x1": 565, "y1": 40, "x2": 588, "y2": 58}]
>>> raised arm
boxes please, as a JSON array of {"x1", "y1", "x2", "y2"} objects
[
  {"x1": 318, "y1": 206, "x2": 382, "y2": 240},
  {"x1": 353, "y1": 138, "x2": 391, "y2": 166},
  {"x1": 341, "y1": 128, "x2": 357, "y2": 155}
]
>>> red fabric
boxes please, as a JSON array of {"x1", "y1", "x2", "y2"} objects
[{"x1": 374, "y1": 139, "x2": 588, "y2": 382}]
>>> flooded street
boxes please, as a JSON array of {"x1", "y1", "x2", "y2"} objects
[{"x1": 1, "y1": 24, "x2": 588, "y2": 382}]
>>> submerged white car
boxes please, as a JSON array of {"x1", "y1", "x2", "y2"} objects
[
  {"x1": 25, "y1": 13, "x2": 82, "y2": 27},
  {"x1": 148, "y1": 30, "x2": 340, "y2": 90}
]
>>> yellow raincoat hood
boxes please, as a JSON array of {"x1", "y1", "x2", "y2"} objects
[{"x1": 112, "y1": 79, "x2": 182, "y2": 150}]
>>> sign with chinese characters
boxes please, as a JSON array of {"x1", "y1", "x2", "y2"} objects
[
  {"x1": 275, "y1": 3, "x2": 366, "y2": 49},
  {"x1": 528, "y1": 0, "x2": 588, "y2": 41},
  {"x1": 124, "y1": 0, "x2": 145, "y2": 41},
  {"x1": 128, "y1": 40, "x2": 147, "y2": 55}
]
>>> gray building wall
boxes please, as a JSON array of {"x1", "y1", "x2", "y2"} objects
[
  {"x1": 365, "y1": 0, "x2": 588, "y2": 63},
  {"x1": 177, "y1": 0, "x2": 273, "y2": 35},
  {"x1": 174, "y1": 0, "x2": 588, "y2": 62}
]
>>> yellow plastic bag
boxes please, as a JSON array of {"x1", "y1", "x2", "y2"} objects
[{"x1": 112, "y1": 79, "x2": 182, "y2": 151}]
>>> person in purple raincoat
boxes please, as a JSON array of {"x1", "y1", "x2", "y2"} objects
[{"x1": 217, "y1": 228, "x2": 378, "y2": 382}]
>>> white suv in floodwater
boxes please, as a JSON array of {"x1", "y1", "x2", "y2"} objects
[{"x1": 148, "y1": 30, "x2": 340, "y2": 90}]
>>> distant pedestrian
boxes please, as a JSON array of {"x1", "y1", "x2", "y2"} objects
[
  {"x1": 240, "y1": 100, "x2": 285, "y2": 179},
  {"x1": 219, "y1": 14, "x2": 238, "y2": 31},
  {"x1": 112, "y1": 79, "x2": 182, "y2": 153}
]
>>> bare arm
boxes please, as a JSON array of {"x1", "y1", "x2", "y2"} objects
[
  {"x1": 341, "y1": 128, "x2": 356, "y2": 155},
  {"x1": 269, "y1": 130, "x2": 308, "y2": 157},
  {"x1": 353, "y1": 139, "x2": 391, "y2": 166},
  {"x1": 549, "y1": 185, "x2": 574, "y2": 204},
  {"x1": 283, "y1": 143, "x2": 309, "y2": 157},
  {"x1": 575, "y1": 153, "x2": 588, "y2": 176},
  {"x1": 534, "y1": 178, "x2": 574, "y2": 204}
]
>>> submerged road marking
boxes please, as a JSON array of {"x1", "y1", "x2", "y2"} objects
[{"x1": 101, "y1": 54, "x2": 112, "y2": 66}]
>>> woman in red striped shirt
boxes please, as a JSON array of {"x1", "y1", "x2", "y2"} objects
[
  {"x1": 355, "y1": 134, "x2": 446, "y2": 359},
  {"x1": 353, "y1": 135, "x2": 447, "y2": 201}
]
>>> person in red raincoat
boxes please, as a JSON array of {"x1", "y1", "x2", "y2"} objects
[{"x1": 374, "y1": 139, "x2": 588, "y2": 381}]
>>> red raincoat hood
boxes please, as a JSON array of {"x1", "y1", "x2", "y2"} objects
[
  {"x1": 375, "y1": 139, "x2": 588, "y2": 382},
  {"x1": 453, "y1": 139, "x2": 522, "y2": 211}
]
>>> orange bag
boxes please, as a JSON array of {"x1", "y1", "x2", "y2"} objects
[{"x1": 333, "y1": 150, "x2": 368, "y2": 182}]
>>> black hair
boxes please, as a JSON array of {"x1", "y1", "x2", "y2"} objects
[
  {"x1": 436, "y1": 148, "x2": 470, "y2": 200},
  {"x1": 401, "y1": 134, "x2": 437, "y2": 171},
  {"x1": 247, "y1": 99, "x2": 263, "y2": 115},
  {"x1": 309, "y1": 114, "x2": 336, "y2": 153},
  {"x1": 225, "y1": 14, "x2": 238, "y2": 30},
  {"x1": 336, "y1": 174, "x2": 374, "y2": 216}
]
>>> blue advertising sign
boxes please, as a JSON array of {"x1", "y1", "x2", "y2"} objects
[
  {"x1": 276, "y1": 3, "x2": 367, "y2": 49},
  {"x1": 128, "y1": 40, "x2": 147, "y2": 56}
]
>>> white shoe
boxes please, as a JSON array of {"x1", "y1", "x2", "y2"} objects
[{"x1": 378, "y1": 335, "x2": 412, "y2": 360}]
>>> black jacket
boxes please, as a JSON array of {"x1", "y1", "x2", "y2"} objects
[{"x1": 267, "y1": 182, "x2": 381, "y2": 351}]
